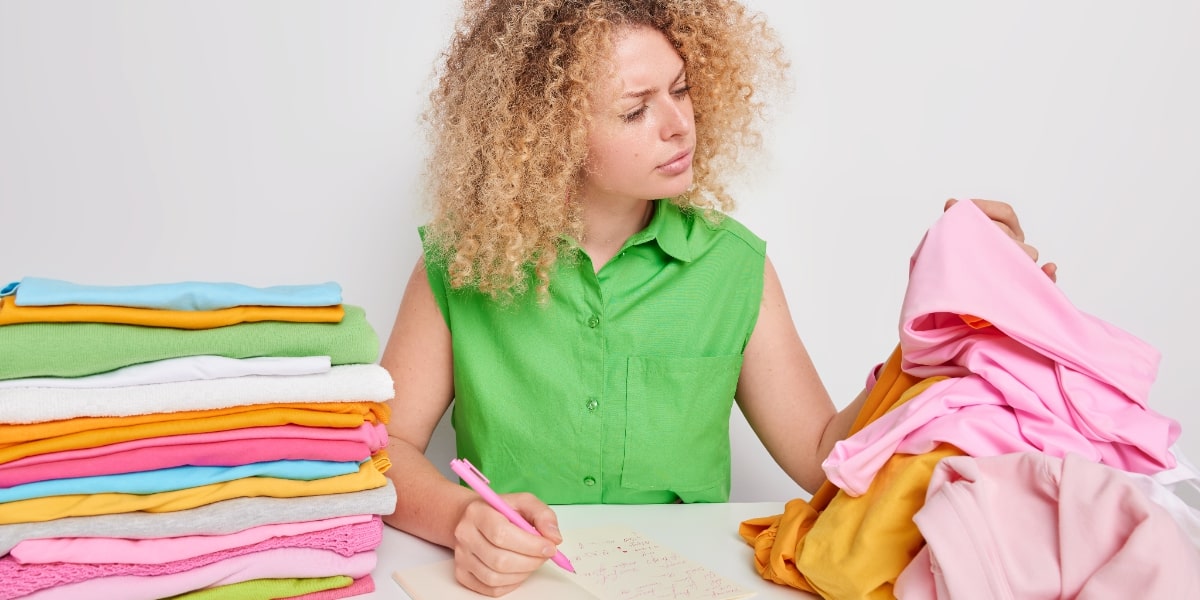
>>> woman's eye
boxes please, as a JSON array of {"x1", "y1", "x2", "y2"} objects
[
  {"x1": 671, "y1": 85, "x2": 691, "y2": 97},
  {"x1": 621, "y1": 106, "x2": 648, "y2": 122}
]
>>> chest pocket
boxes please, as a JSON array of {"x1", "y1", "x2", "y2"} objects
[{"x1": 621, "y1": 354, "x2": 743, "y2": 501}]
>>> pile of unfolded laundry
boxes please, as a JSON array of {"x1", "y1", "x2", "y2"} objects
[
  {"x1": 740, "y1": 201, "x2": 1200, "y2": 600},
  {"x1": 0, "y1": 278, "x2": 396, "y2": 600}
]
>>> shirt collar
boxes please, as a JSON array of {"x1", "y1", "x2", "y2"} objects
[
  {"x1": 560, "y1": 200, "x2": 695, "y2": 263},
  {"x1": 624, "y1": 200, "x2": 694, "y2": 262}
]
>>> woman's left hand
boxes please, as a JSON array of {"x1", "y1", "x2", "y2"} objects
[{"x1": 947, "y1": 198, "x2": 1058, "y2": 282}]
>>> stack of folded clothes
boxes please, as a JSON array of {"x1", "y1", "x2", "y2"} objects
[{"x1": 0, "y1": 277, "x2": 397, "y2": 600}]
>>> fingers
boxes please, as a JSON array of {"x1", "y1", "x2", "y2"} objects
[
  {"x1": 945, "y1": 197, "x2": 1031, "y2": 257},
  {"x1": 452, "y1": 496, "x2": 561, "y2": 596},
  {"x1": 454, "y1": 546, "x2": 531, "y2": 597},
  {"x1": 508, "y1": 492, "x2": 564, "y2": 544},
  {"x1": 945, "y1": 198, "x2": 1025, "y2": 242},
  {"x1": 1042, "y1": 262, "x2": 1058, "y2": 283},
  {"x1": 1018, "y1": 241, "x2": 1039, "y2": 263},
  {"x1": 946, "y1": 198, "x2": 1058, "y2": 283}
]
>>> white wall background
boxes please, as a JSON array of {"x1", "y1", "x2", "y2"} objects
[{"x1": 2, "y1": 1, "x2": 1196, "y2": 502}]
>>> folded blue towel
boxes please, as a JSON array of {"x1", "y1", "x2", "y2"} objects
[{"x1": 2, "y1": 277, "x2": 342, "y2": 310}]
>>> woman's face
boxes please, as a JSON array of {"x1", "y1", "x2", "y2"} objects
[{"x1": 581, "y1": 25, "x2": 696, "y2": 205}]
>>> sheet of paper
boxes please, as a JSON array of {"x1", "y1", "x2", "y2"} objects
[
  {"x1": 567, "y1": 525, "x2": 755, "y2": 600},
  {"x1": 392, "y1": 525, "x2": 754, "y2": 600},
  {"x1": 393, "y1": 558, "x2": 600, "y2": 600}
]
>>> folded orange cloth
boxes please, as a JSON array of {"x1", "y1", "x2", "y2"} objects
[
  {"x1": 0, "y1": 401, "x2": 390, "y2": 464},
  {"x1": 0, "y1": 295, "x2": 344, "y2": 328}
]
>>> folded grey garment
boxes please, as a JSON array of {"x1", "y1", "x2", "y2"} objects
[{"x1": 0, "y1": 481, "x2": 396, "y2": 554}]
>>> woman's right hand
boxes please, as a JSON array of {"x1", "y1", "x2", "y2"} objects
[{"x1": 452, "y1": 492, "x2": 566, "y2": 597}]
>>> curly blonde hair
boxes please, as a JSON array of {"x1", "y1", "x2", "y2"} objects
[{"x1": 421, "y1": 0, "x2": 787, "y2": 300}]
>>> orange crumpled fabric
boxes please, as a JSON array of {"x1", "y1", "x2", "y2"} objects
[{"x1": 738, "y1": 346, "x2": 928, "y2": 593}]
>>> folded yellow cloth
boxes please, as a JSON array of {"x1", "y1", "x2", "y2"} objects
[
  {"x1": 0, "y1": 295, "x2": 344, "y2": 328},
  {"x1": 0, "y1": 401, "x2": 390, "y2": 463},
  {"x1": 0, "y1": 452, "x2": 390, "y2": 525}
]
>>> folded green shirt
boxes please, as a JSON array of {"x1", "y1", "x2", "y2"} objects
[{"x1": 0, "y1": 305, "x2": 378, "y2": 380}]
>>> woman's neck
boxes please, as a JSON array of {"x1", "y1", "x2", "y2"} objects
[{"x1": 578, "y1": 196, "x2": 656, "y2": 271}]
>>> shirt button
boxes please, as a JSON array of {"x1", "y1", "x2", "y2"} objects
[
  {"x1": 586, "y1": 399, "x2": 599, "y2": 411},
  {"x1": 587, "y1": 315, "x2": 599, "y2": 328},
  {"x1": 583, "y1": 476, "x2": 596, "y2": 487}
]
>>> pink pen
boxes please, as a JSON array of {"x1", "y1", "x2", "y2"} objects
[{"x1": 449, "y1": 458, "x2": 576, "y2": 573}]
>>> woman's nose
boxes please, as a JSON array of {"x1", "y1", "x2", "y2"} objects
[{"x1": 660, "y1": 96, "x2": 693, "y2": 140}]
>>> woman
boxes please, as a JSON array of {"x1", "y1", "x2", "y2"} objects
[{"x1": 380, "y1": 1, "x2": 1054, "y2": 595}]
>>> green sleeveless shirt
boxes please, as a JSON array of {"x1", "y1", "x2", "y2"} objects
[{"x1": 422, "y1": 200, "x2": 766, "y2": 504}]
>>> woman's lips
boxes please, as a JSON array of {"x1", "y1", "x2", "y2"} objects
[{"x1": 657, "y1": 150, "x2": 693, "y2": 175}]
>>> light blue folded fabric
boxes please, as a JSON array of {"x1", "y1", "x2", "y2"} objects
[
  {"x1": 4, "y1": 277, "x2": 342, "y2": 310},
  {"x1": 0, "y1": 459, "x2": 364, "y2": 503}
]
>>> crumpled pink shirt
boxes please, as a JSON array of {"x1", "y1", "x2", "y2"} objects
[
  {"x1": 894, "y1": 452, "x2": 1200, "y2": 599},
  {"x1": 823, "y1": 200, "x2": 1179, "y2": 496}
]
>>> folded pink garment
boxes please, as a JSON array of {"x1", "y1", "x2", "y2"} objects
[
  {"x1": 11, "y1": 514, "x2": 374, "y2": 565},
  {"x1": 289, "y1": 575, "x2": 375, "y2": 600},
  {"x1": 894, "y1": 453, "x2": 1200, "y2": 599},
  {"x1": 20, "y1": 547, "x2": 377, "y2": 600},
  {"x1": 0, "y1": 423, "x2": 387, "y2": 488},
  {"x1": 823, "y1": 200, "x2": 1178, "y2": 495},
  {"x1": 0, "y1": 517, "x2": 382, "y2": 598}
]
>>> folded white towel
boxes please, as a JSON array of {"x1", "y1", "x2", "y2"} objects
[
  {"x1": 0, "y1": 364, "x2": 394, "y2": 424},
  {"x1": 0, "y1": 355, "x2": 332, "y2": 390}
]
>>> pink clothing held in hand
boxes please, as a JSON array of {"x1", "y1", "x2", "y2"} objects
[{"x1": 823, "y1": 200, "x2": 1179, "y2": 496}]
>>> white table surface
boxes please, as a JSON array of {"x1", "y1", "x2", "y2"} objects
[{"x1": 361, "y1": 502, "x2": 818, "y2": 599}]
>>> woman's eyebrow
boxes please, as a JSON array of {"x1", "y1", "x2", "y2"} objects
[{"x1": 620, "y1": 66, "x2": 687, "y2": 99}]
